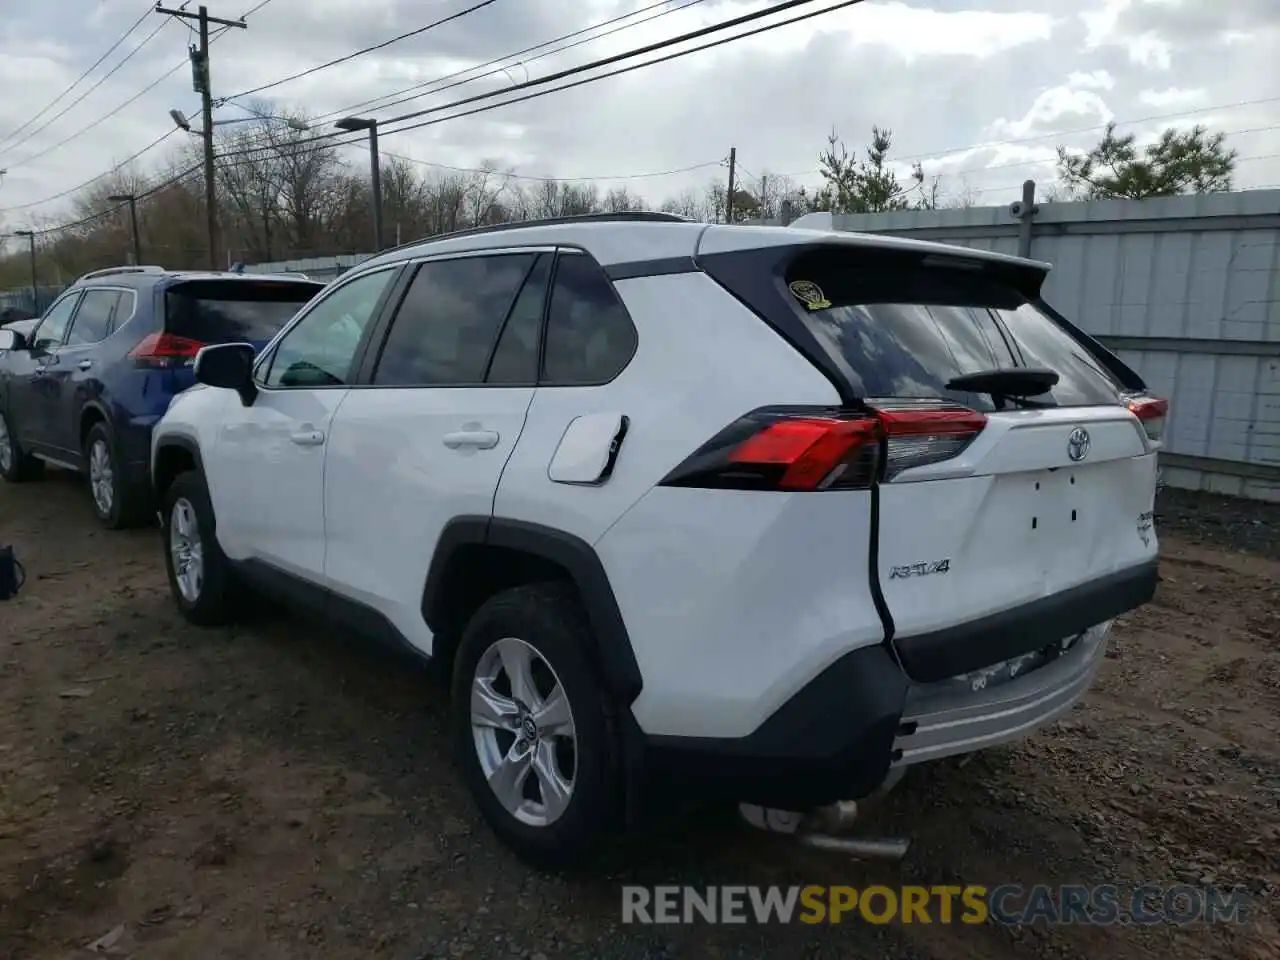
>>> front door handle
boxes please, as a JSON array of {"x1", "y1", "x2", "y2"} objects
[
  {"x1": 290, "y1": 429, "x2": 325, "y2": 447},
  {"x1": 78, "y1": 359, "x2": 93, "y2": 371},
  {"x1": 442, "y1": 430, "x2": 499, "y2": 450}
]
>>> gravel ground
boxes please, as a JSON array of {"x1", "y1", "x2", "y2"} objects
[{"x1": 1, "y1": 475, "x2": 1278, "y2": 960}]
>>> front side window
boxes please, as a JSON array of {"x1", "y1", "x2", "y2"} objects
[
  {"x1": 372, "y1": 253, "x2": 537, "y2": 387},
  {"x1": 31, "y1": 294, "x2": 81, "y2": 350},
  {"x1": 263, "y1": 269, "x2": 395, "y2": 388},
  {"x1": 65, "y1": 290, "x2": 122, "y2": 346}
]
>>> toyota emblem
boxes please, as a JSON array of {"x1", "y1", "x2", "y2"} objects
[{"x1": 1067, "y1": 427, "x2": 1091, "y2": 462}]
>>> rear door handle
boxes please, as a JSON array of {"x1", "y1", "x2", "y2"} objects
[
  {"x1": 443, "y1": 430, "x2": 499, "y2": 450},
  {"x1": 78, "y1": 359, "x2": 93, "y2": 371},
  {"x1": 290, "y1": 429, "x2": 325, "y2": 447}
]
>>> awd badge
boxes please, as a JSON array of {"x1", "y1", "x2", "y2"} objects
[{"x1": 788, "y1": 280, "x2": 831, "y2": 311}]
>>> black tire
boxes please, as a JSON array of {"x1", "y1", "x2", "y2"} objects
[
  {"x1": 84, "y1": 421, "x2": 148, "y2": 529},
  {"x1": 161, "y1": 470, "x2": 239, "y2": 627},
  {"x1": 0, "y1": 409, "x2": 44, "y2": 482},
  {"x1": 451, "y1": 582, "x2": 621, "y2": 868}
]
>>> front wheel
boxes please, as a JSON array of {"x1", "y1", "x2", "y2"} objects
[
  {"x1": 0, "y1": 410, "x2": 44, "y2": 482},
  {"x1": 451, "y1": 583, "x2": 621, "y2": 868},
  {"x1": 162, "y1": 470, "x2": 239, "y2": 626}
]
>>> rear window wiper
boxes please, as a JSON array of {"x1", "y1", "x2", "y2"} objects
[{"x1": 946, "y1": 368, "x2": 1059, "y2": 410}]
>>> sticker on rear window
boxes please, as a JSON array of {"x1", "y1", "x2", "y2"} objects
[{"x1": 788, "y1": 280, "x2": 831, "y2": 311}]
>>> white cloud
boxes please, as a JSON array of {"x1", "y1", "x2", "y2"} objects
[
  {"x1": 1138, "y1": 87, "x2": 1206, "y2": 109},
  {"x1": 0, "y1": 0, "x2": 1278, "y2": 233},
  {"x1": 987, "y1": 86, "x2": 1115, "y2": 140},
  {"x1": 1067, "y1": 69, "x2": 1115, "y2": 91}
]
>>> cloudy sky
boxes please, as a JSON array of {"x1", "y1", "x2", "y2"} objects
[{"x1": 0, "y1": 0, "x2": 1277, "y2": 231}]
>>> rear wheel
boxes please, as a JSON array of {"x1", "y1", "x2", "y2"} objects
[
  {"x1": 0, "y1": 410, "x2": 44, "y2": 482},
  {"x1": 84, "y1": 422, "x2": 147, "y2": 529},
  {"x1": 451, "y1": 583, "x2": 620, "y2": 868}
]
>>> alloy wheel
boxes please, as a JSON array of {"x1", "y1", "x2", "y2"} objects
[
  {"x1": 470, "y1": 637, "x2": 578, "y2": 827},
  {"x1": 0, "y1": 414, "x2": 12, "y2": 474},
  {"x1": 169, "y1": 497, "x2": 204, "y2": 603},
  {"x1": 88, "y1": 439, "x2": 114, "y2": 516}
]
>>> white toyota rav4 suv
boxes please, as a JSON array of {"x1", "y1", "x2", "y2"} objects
[{"x1": 151, "y1": 212, "x2": 1164, "y2": 865}]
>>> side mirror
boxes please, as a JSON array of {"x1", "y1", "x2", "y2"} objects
[
  {"x1": 0, "y1": 329, "x2": 26, "y2": 351},
  {"x1": 194, "y1": 342, "x2": 258, "y2": 406}
]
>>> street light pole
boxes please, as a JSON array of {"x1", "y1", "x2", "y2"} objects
[
  {"x1": 335, "y1": 117, "x2": 383, "y2": 252},
  {"x1": 107, "y1": 194, "x2": 142, "y2": 265},
  {"x1": 13, "y1": 230, "x2": 37, "y2": 312}
]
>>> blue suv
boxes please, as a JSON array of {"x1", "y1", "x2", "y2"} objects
[{"x1": 0, "y1": 266, "x2": 325, "y2": 527}]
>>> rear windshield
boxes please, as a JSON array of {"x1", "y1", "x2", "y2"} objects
[
  {"x1": 165, "y1": 279, "x2": 323, "y2": 343},
  {"x1": 784, "y1": 251, "x2": 1124, "y2": 411}
]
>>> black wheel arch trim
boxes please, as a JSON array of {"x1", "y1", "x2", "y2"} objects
[
  {"x1": 151, "y1": 433, "x2": 206, "y2": 495},
  {"x1": 422, "y1": 515, "x2": 643, "y2": 705}
]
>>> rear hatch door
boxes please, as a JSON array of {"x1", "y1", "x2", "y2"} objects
[
  {"x1": 143, "y1": 277, "x2": 325, "y2": 386},
  {"x1": 696, "y1": 234, "x2": 1160, "y2": 682},
  {"x1": 779, "y1": 245, "x2": 1160, "y2": 673}
]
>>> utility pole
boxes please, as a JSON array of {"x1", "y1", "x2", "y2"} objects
[
  {"x1": 725, "y1": 146, "x2": 737, "y2": 223},
  {"x1": 155, "y1": 5, "x2": 246, "y2": 270},
  {"x1": 12, "y1": 230, "x2": 37, "y2": 312},
  {"x1": 108, "y1": 194, "x2": 142, "y2": 265}
]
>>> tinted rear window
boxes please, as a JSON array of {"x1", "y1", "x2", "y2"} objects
[
  {"x1": 165, "y1": 279, "x2": 323, "y2": 344},
  {"x1": 784, "y1": 250, "x2": 1123, "y2": 410}
]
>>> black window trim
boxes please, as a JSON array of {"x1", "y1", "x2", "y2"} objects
[
  {"x1": 29, "y1": 290, "x2": 84, "y2": 349},
  {"x1": 60, "y1": 285, "x2": 139, "y2": 351},
  {"x1": 354, "y1": 245, "x2": 558, "y2": 390},
  {"x1": 480, "y1": 252, "x2": 553, "y2": 388},
  {"x1": 252, "y1": 264, "x2": 405, "y2": 393},
  {"x1": 536, "y1": 246, "x2": 640, "y2": 389},
  {"x1": 345, "y1": 243, "x2": 642, "y2": 390}
]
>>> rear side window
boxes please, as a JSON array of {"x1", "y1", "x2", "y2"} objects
[
  {"x1": 542, "y1": 252, "x2": 637, "y2": 385},
  {"x1": 165, "y1": 279, "x2": 323, "y2": 345},
  {"x1": 373, "y1": 253, "x2": 536, "y2": 387},
  {"x1": 65, "y1": 290, "x2": 121, "y2": 346},
  {"x1": 783, "y1": 251, "x2": 1123, "y2": 410}
]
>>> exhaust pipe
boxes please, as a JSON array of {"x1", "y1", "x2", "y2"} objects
[
  {"x1": 797, "y1": 833, "x2": 910, "y2": 860},
  {"x1": 740, "y1": 796, "x2": 911, "y2": 860}
]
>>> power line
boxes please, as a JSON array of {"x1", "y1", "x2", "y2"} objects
[
  {"x1": 14, "y1": 0, "x2": 1280, "y2": 224},
  {"x1": 29, "y1": 161, "x2": 202, "y2": 238},
  {"x1": 220, "y1": 0, "x2": 504, "y2": 102},
  {"x1": 212, "y1": 0, "x2": 846, "y2": 169},
  {"x1": 296, "y1": 0, "x2": 709, "y2": 128},
  {"x1": 0, "y1": 18, "x2": 173, "y2": 164},
  {"x1": 0, "y1": 1, "x2": 156, "y2": 153},
  {"x1": 380, "y1": 149, "x2": 724, "y2": 183},
  {"x1": 379, "y1": 0, "x2": 837, "y2": 130},
  {"x1": 2, "y1": 1, "x2": 272, "y2": 172},
  {"x1": 0, "y1": 129, "x2": 184, "y2": 214}
]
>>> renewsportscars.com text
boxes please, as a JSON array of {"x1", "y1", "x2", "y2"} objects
[{"x1": 621, "y1": 884, "x2": 1249, "y2": 926}]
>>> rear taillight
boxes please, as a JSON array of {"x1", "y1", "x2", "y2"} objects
[
  {"x1": 659, "y1": 402, "x2": 986, "y2": 491},
  {"x1": 1126, "y1": 395, "x2": 1168, "y2": 445},
  {"x1": 872, "y1": 403, "x2": 989, "y2": 481},
  {"x1": 128, "y1": 332, "x2": 205, "y2": 369}
]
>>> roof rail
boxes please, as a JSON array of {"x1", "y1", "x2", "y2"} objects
[
  {"x1": 380, "y1": 211, "x2": 695, "y2": 257},
  {"x1": 75, "y1": 265, "x2": 167, "y2": 282}
]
